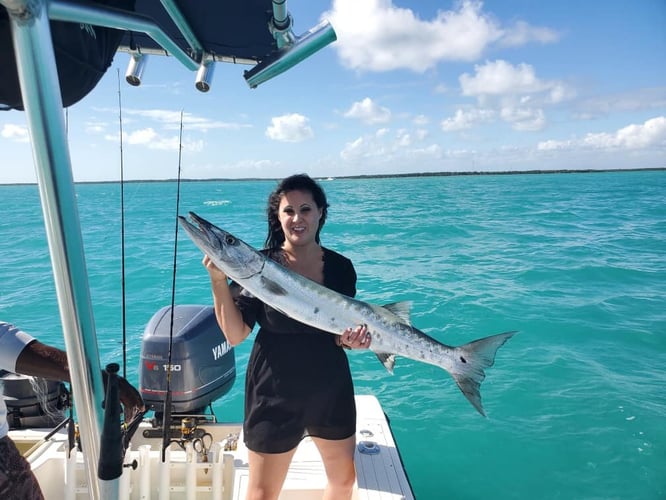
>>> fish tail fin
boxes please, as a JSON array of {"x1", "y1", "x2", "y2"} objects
[{"x1": 450, "y1": 331, "x2": 517, "y2": 417}]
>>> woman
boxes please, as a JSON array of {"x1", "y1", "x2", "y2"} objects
[{"x1": 203, "y1": 174, "x2": 370, "y2": 500}]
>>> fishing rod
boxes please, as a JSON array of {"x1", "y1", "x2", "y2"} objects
[
  {"x1": 161, "y1": 109, "x2": 185, "y2": 462},
  {"x1": 95, "y1": 72, "x2": 131, "y2": 497},
  {"x1": 117, "y1": 68, "x2": 128, "y2": 380}
]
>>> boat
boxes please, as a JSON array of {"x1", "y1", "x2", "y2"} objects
[{"x1": 1, "y1": 1, "x2": 415, "y2": 498}]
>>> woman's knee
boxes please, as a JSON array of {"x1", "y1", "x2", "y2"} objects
[{"x1": 328, "y1": 459, "x2": 357, "y2": 490}]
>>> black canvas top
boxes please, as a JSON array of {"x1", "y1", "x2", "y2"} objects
[
  {"x1": 1, "y1": 0, "x2": 281, "y2": 109},
  {"x1": 119, "y1": 0, "x2": 277, "y2": 62}
]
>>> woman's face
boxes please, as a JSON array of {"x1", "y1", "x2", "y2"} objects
[{"x1": 278, "y1": 189, "x2": 322, "y2": 247}]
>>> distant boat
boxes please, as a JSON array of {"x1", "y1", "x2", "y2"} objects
[{"x1": 2, "y1": 1, "x2": 414, "y2": 498}]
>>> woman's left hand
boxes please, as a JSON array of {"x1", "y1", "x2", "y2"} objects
[{"x1": 338, "y1": 324, "x2": 371, "y2": 349}]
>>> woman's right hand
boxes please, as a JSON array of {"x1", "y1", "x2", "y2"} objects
[{"x1": 202, "y1": 255, "x2": 228, "y2": 285}]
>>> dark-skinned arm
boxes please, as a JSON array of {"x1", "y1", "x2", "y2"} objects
[{"x1": 15, "y1": 340, "x2": 145, "y2": 423}]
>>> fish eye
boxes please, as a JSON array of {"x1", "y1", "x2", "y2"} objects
[{"x1": 225, "y1": 235, "x2": 236, "y2": 245}]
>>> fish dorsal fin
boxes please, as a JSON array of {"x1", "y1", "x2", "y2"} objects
[{"x1": 382, "y1": 301, "x2": 412, "y2": 324}]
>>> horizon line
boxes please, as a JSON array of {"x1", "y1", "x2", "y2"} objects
[{"x1": 1, "y1": 166, "x2": 664, "y2": 187}]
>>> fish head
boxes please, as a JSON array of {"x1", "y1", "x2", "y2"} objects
[{"x1": 178, "y1": 212, "x2": 264, "y2": 280}]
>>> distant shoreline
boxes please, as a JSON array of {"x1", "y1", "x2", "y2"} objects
[{"x1": 2, "y1": 166, "x2": 664, "y2": 187}]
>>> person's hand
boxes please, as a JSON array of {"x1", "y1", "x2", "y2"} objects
[
  {"x1": 338, "y1": 324, "x2": 371, "y2": 349},
  {"x1": 117, "y1": 376, "x2": 146, "y2": 424},
  {"x1": 202, "y1": 255, "x2": 228, "y2": 285}
]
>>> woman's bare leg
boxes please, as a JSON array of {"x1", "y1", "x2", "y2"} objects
[
  {"x1": 246, "y1": 447, "x2": 298, "y2": 500},
  {"x1": 312, "y1": 435, "x2": 357, "y2": 500}
]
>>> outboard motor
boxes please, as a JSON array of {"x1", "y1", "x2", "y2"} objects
[
  {"x1": 139, "y1": 305, "x2": 236, "y2": 419},
  {"x1": 0, "y1": 372, "x2": 69, "y2": 429}
]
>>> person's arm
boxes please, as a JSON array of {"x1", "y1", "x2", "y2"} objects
[
  {"x1": 15, "y1": 339, "x2": 69, "y2": 380},
  {"x1": 16, "y1": 340, "x2": 145, "y2": 422},
  {"x1": 203, "y1": 255, "x2": 252, "y2": 346}
]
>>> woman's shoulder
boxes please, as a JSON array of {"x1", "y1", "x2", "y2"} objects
[
  {"x1": 322, "y1": 247, "x2": 356, "y2": 296},
  {"x1": 322, "y1": 247, "x2": 355, "y2": 276},
  {"x1": 322, "y1": 247, "x2": 352, "y2": 265}
]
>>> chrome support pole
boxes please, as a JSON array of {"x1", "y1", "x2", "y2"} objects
[
  {"x1": 2, "y1": 0, "x2": 103, "y2": 497},
  {"x1": 270, "y1": 0, "x2": 294, "y2": 49},
  {"x1": 159, "y1": 0, "x2": 204, "y2": 60},
  {"x1": 272, "y1": 0, "x2": 290, "y2": 30}
]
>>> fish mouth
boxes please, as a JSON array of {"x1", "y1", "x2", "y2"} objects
[
  {"x1": 180, "y1": 211, "x2": 239, "y2": 256},
  {"x1": 178, "y1": 211, "x2": 261, "y2": 280},
  {"x1": 178, "y1": 212, "x2": 218, "y2": 247},
  {"x1": 185, "y1": 211, "x2": 211, "y2": 231}
]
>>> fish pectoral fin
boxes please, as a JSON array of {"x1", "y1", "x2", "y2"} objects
[
  {"x1": 260, "y1": 276, "x2": 288, "y2": 296},
  {"x1": 374, "y1": 352, "x2": 397, "y2": 374},
  {"x1": 381, "y1": 301, "x2": 412, "y2": 324}
]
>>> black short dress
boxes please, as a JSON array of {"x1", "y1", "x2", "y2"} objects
[{"x1": 232, "y1": 247, "x2": 358, "y2": 454}]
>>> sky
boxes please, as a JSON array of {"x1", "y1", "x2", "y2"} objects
[{"x1": 1, "y1": 0, "x2": 665, "y2": 183}]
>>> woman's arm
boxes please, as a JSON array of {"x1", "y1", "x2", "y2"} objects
[{"x1": 203, "y1": 255, "x2": 252, "y2": 346}]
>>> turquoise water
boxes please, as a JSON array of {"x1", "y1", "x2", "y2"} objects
[{"x1": 1, "y1": 171, "x2": 665, "y2": 499}]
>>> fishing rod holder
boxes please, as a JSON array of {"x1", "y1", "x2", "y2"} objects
[{"x1": 244, "y1": 19, "x2": 337, "y2": 89}]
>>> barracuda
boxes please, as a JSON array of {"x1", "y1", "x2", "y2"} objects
[{"x1": 179, "y1": 211, "x2": 516, "y2": 416}]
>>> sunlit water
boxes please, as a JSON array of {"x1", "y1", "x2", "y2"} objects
[{"x1": 1, "y1": 171, "x2": 664, "y2": 499}]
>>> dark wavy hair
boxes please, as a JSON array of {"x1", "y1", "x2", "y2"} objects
[{"x1": 265, "y1": 174, "x2": 329, "y2": 249}]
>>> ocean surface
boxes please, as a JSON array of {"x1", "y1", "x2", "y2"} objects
[{"x1": 1, "y1": 170, "x2": 664, "y2": 499}]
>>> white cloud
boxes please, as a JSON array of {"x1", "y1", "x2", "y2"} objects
[
  {"x1": 325, "y1": 0, "x2": 558, "y2": 72},
  {"x1": 340, "y1": 127, "x2": 438, "y2": 163},
  {"x1": 124, "y1": 127, "x2": 157, "y2": 145},
  {"x1": 265, "y1": 113, "x2": 314, "y2": 142},
  {"x1": 576, "y1": 87, "x2": 666, "y2": 118},
  {"x1": 498, "y1": 20, "x2": 560, "y2": 47},
  {"x1": 500, "y1": 106, "x2": 545, "y2": 131},
  {"x1": 122, "y1": 108, "x2": 248, "y2": 132},
  {"x1": 461, "y1": 60, "x2": 552, "y2": 96},
  {"x1": 340, "y1": 136, "x2": 376, "y2": 161},
  {"x1": 396, "y1": 129, "x2": 412, "y2": 147},
  {"x1": 537, "y1": 116, "x2": 666, "y2": 151},
  {"x1": 1, "y1": 123, "x2": 29, "y2": 142},
  {"x1": 188, "y1": 159, "x2": 281, "y2": 179},
  {"x1": 85, "y1": 121, "x2": 106, "y2": 134},
  {"x1": 344, "y1": 97, "x2": 391, "y2": 125},
  {"x1": 413, "y1": 114, "x2": 429, "y2": 126},
  {"x1": 441, "y1": 108, "x2": 495, "y2": 131},
  {"x1": 105, "y1": 127, "x2": 204, "y2": 152},
  {"x1": 452, "y1": 60, "x2": 573, "y2": 132}
]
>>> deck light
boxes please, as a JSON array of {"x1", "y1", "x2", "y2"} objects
[
  {"x1": 125, "y1": 52, "x2": 147, "y2": 86},
  {"x1": 195, "y1": 57, "x2": 215, "y2": 92}
]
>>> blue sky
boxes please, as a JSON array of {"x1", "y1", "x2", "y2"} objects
[{"x1": 2, "y1": 0, "x2": 665, "y2": 183}]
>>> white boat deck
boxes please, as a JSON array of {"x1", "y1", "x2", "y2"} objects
[
  {"x1": 233, "y1": 395, "x2": 412, "y2": 499},
  {"x1": 11, "y1": 395, "x2": 414, "y2": 500}
]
